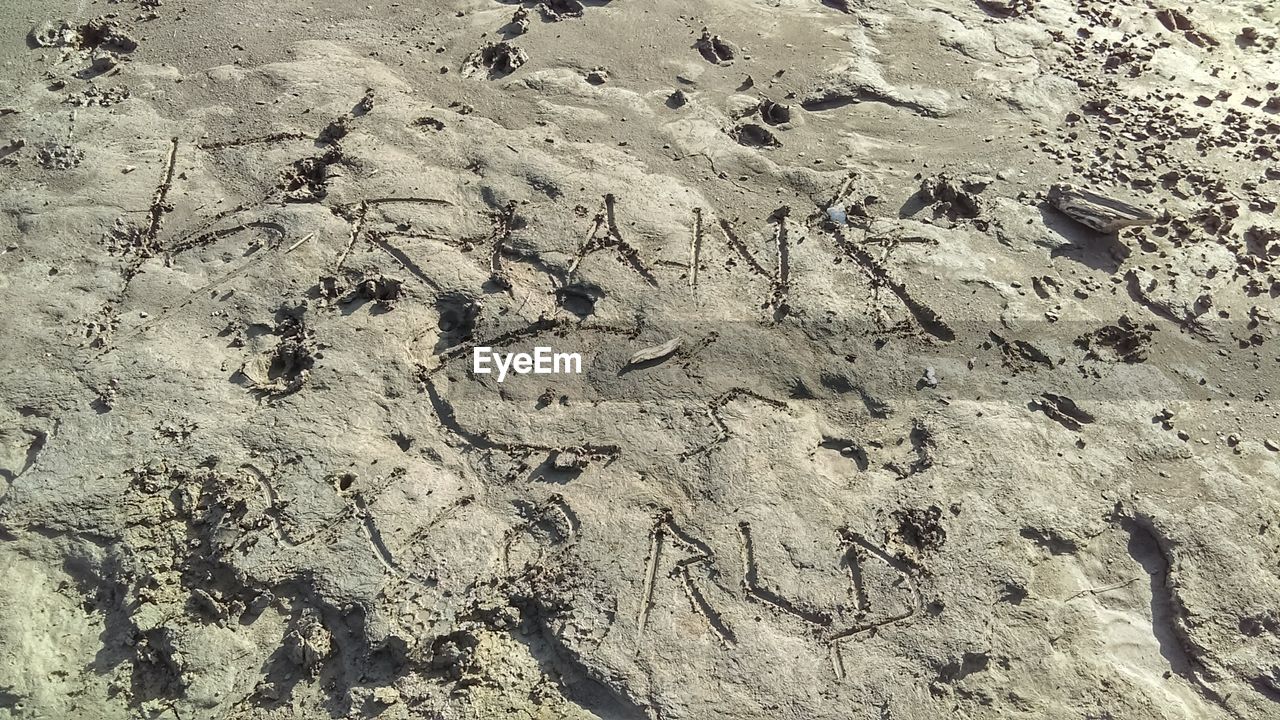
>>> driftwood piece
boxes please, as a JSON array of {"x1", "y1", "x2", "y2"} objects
[{"x1": 1048, "y1": 184, "x2": 1156, "y2": 233}]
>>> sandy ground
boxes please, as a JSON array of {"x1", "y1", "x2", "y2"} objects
[{"x1": 1, "y1": 1, "x2": 1279, "y2": 718}]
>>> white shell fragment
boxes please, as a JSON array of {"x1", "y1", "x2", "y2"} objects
[{"x1": 626, "y1": 337, "x2": 682, "y2": 367}]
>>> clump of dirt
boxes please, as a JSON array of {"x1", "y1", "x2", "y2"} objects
[
  {"x1": 1076, "y1": 315, "x2": 1155, "y2": 363},
  {"x1": 279, "y1": 148, "x2": 342, "y2": 202},
  {"x1": 731, "y1": 123, "x2": 780, "y2": 148},
  {"x1": 1033, "y1": 393, "x2": 1095, "y2": 431},
  {"x1": 463, "y1": 42, "x2": 528, "y2": 78},
  {"x1": 919, "y1": 172, "x2": 992, "y2": 223},
  {"x1": 36, "y1": 143, "x2": 84, "y2": 170},
  {"x1": 235, "y1": 306, "x2": 317, "y2": 396},
  {"x1": 353, "y1": 275, "x2": 403, "y2": 310},
  {"x1": 695, "y1": 28, "x2": 736, "y2": 64},
  {"x1": 540, "y1": 0, "x2": 585, "y2": 21},
  {"x1": 893, "y1": 505, "x2": 947, "y2": 553},
  {"x1": 29, "y1": 17, "x2": 139, "y2": 52}
]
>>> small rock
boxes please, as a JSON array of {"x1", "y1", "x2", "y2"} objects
[
  {"x1": 372, "y1": 686, "x2": 400, "y2": 706},
  {"x1": 585, "y1": 67, "x2": 609, "y2": 85},
  {"x1": 922, "y1": 367, "x2": 938, "y2": 388}
]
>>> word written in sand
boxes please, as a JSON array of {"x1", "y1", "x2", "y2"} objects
[{"x1": 473, "y1": 346, "x2": 583, "y2": 382}]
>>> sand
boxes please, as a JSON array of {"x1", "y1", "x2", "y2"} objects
[{"x1": 1, "y1": 1, "x2": 1278, "y2": 718}]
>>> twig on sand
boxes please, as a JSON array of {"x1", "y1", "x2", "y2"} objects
[
  {"x1": 284, "y1": 233, "x2": 315, "y2": 254},
  {"x1": 1065, "y1": 576, "x2": 1141, "y2": 601}
]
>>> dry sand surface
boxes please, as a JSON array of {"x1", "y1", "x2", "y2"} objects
[{"x1": 1, "y1": 0, "x2": 1279, "y2": 718}]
